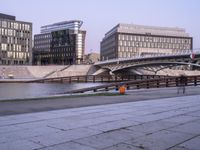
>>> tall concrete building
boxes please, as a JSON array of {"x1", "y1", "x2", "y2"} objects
[
  {"x1": 100, "y1": 23, "x2": 193, "y2": 60},
  {"x1": 0, "y1": 13, "x2": 32, "y2": 65},
  {"x1": 33, "y1": 20, "x2": 86, "y2": 65}
]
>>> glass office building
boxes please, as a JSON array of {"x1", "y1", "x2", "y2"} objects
[
  {"x1": 100, "y1": 23, "x2": 193, "y2": 60},
  {"x1": 0, "y1": 13, "x2": 32, "y2": 65},
  {"x1": 33, "y1": 20, "x2": 86, "y2": 65}
]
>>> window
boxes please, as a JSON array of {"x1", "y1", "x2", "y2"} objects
[
  {"x1": 1, "y1": 43, "x2": 7, "y2": 51},
  {"x1": 121, "y1": 35, "x2": 124, "y2": 40},
  {"x1": 119, "y1": 40, "x2": 122, "y2": 46},
  {"x1": 125, "y1": 35, "x2": 128, "y2": 40},
  {"x1": 141, "y1": 36, "x2": 144, "y2": 42},
  {"x1": 5, "y1": 29, "x2": 7, "y2": 35},
  {"x1": 2, "y1": 21, "x2": 7, "y2": 28},
  {"x1": 8, "y1": 29, "x2": 13, "y2": 36},
  {"x1": 14, "y1": 23, "x2": 18, "y2": 29},
  {"x1": 11, "y1": 22, "x2": 13, "y2": 28}
]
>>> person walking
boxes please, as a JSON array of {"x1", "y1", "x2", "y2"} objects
[{"x1": 177, "y1": 74, "x2": 187, "y2": 94}]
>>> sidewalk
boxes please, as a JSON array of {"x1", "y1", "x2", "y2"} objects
[{"x1": 0, "y1": 95, "x2": 200, "y2": 150}]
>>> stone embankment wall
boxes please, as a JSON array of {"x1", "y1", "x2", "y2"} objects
[{"x1": 0, "y1": 65, "x2": 92, "y2": 79}]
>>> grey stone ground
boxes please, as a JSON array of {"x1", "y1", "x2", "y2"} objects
[
  {"x1": 1, "y1": 86, "x2": 200, "y2": 116},
  {"x1": 0, "y1": 94, "x2": 200, "y2": 150}
]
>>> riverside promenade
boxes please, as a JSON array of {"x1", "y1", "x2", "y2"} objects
[{"x1": 0, "y1": 88, "x2": 200, "y2": 150}]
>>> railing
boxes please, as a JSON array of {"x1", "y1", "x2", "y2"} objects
[
  {"x1": 95, "y1": 49, "x2": 200, "y2": 65},
  {"x1": 26, "y1": 74, "x2": 167, "y2": 83},
  {"x1": 65, "y1": 75, "x2": 200, "y2": 94}
]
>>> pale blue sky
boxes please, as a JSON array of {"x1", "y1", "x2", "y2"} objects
[{"x1": 0, "y1": 0, "x2": 200, "y2": 53}]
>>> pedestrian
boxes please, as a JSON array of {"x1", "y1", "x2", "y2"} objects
[{"x1": 177, "y1": 74, "x2": 187, "y2": 94}]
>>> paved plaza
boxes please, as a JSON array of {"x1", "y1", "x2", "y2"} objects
[{"x1": 0, "y1": 94, "x2": 200, "y2": 150}]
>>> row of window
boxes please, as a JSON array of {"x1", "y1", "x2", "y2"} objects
[
  {"x1": 34, "y1": 45, "x2": 50, "y2": 49},
  {"x1": 118, "y1": 34, "x2": 191, "y2": 44},
  {"x1": 0, "y1": 36, "x2": 30, "y2": 46},
  {"x1": 7, "y1": 52, "x2": 29, "y2": 59},
  {"x1": 52, "y1": 47, "x2": 75, "y2": 52},
  {"x1": 0, "y1": 60, "x2": 27, "y2": 65},
  {"x1": 0, "y1": 28, "x2": 31, "y2": 38},
  {"x1": 1, "y1": 51, "x2": 29, "y2": 59},
  {"x1": 36, "y1": 53, "x2": 75, "y2": 58},
  {"x1": 118, "y1": 41, "x2": 191, "y2": 50},
  {"x1": 118, "y1": 52, "x2": 137, "y2": 58},
  {"x1": 118, "y1": 46, "x2": 191, "y2": 53},
  {"x1": 34, "y1": 39, "x2": 51, "y2": 45},
  {"x1": 0, "y1": 20, "x2": 31, "y2": 31},
  {"x1": 35, "y1": 34, "x2": 51, "y2": 40},
  {"x1": 0, "y1": 43, "x2": 29, "y2": 52},
  {"x1": 101, "y1": 36, "x2": 115, "y2": 47}
]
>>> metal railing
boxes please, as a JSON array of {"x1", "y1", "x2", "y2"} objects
[
  {"x1": 65, "y1": 75, "x2": 200, "y2": 94},
  {"x1": 95, "y1": 49, "x2": 200, "y2": 65},
  {"x1": 25, "y1": 74, "x2": 167, "y2": 83}
]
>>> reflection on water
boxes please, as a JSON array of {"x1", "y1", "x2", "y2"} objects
[{"x1": 0, "y1": 83, "x2": 104, "y2": 99}]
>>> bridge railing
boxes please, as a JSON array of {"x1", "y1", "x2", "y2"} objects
[
  {"x1": 95, "y1": 49, "x2": 200, "y2": 65},
  {"x1": 65, "y1": 75, "x2": 200, "y2": 94},
  {"x1": 26, "y1": 74, "x2": 168, "y2": 83}
]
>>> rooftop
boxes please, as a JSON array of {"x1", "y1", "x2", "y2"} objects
[
  {"x1": 40, "y1": 20, "x2": 83, "y2": 34},
  {"x1": 105, "y1": 23, "x2": 190, "y2": 38},
  {"x1": 0, "y1": 13, "x2": 15, "y2": 20}
]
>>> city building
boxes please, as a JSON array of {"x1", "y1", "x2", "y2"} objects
[
  {"x1": 0, "y1": 13, "x2": 32, "y2": 65},
  {"x1": 84, "y1": 52, "x2": 100, "y2": 64},
  {"x1": 100, "y1": 23, "x2": 193, "y2": 60},
  {"x1": 33, "y1": 20, "x2": 86, "y2": 65}
]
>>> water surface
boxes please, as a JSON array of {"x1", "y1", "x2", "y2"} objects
[{"x1": 0, "y1": 83, "x2": 104, "y2": 99}]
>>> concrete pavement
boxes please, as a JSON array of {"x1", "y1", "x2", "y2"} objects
[
  {"x1": 1, "y1": 86, "x2": 200, "y2": 116},
  {"x1": 0, "y1": 94, "x2": 200, "y2": 149}
]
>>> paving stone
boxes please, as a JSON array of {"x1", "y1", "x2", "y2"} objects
[
  {"x1": 0, "y1": 139, "x2": 43, "y2": 150},
  {"x1": 74, "y1": 129, "x2": 144, "y2": 149},
  {"x1": 186, "y1": 110, "x2": 200, "y2": 117},
  {"x1": 0, "y1": 125, "x2": 60, "y2": 144},
  {"x1": 39, "y1": 141, "x2": 97, "y2": 150},
  {"x1": 168, "y1": 146, "x2": 191, "y2": 150},
  {"x1": 0, "y1": 125, "x2": 23, "y2": 134},
  {"x1": 47, "y1": 114, "x2": 130, "y2": 131},
  {"x1": 103, "y1": 143, "x2": 143, "y2": 150},
  {"x1": 177, "y1": 136, "x2": 200, "y2": 150},
  {"x1": 127, "y1": 120, "x2": 179, "y2": 134},
  {"x1": 30, "y1": 127, "x2": 102, "y2": 146},
  {"x1": 161, "y1": 115, "x2": 199, "y2": 124},
  {"x1": 168, "y1": 121, "x2": 200, "y2": 135},
  {"x1": 88, "y1": 119, "x2": 140, "y2": 132},
  {"x1": 125, "y1": 130, "x2": 195, "y2": 150}
]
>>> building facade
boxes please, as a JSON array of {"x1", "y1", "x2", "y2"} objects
[
  {"x1": 33, "y1": 20, "x2": 86, "y2": 65},
  {"x1": 84, "y1": 52, "x2": 100, "y2": 64},
  {"x1": 100, "y1": 24, "x2": 193, "y2": 60},
  {"x1": 0, "y1": 13, "x2": 32, "y2": 65}
]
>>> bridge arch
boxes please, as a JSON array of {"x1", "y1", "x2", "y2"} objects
[{"x1": 112, "y1": 62, "x2": 200, "y2": 73}]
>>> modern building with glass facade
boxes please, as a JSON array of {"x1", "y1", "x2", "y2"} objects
[
  {"x1": 100, "y1": 23, "x2": 193, "y2": 60},
  {"x1": 0, "y1": 13, "x2": 32, "y2": 65},
  {"x1": 33, "y1": 20, "x2": 86, "y2": 65}
]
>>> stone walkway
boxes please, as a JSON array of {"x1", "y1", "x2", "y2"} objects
[{"x1": 0, "y1": 95, "x2": 200, "y2": 150}]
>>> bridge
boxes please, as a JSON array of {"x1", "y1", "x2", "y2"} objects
[{"x1": 94, "y1": 50, "x2": 200, "y2": 74}]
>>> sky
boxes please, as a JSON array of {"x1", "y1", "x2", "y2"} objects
[{"x1": 0, "y1": 0, "x2": 200, "y2": 53}]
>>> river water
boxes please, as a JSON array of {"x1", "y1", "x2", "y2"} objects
[{"x1": 0, "y1": 83, "x2": 105, "y2": 100}]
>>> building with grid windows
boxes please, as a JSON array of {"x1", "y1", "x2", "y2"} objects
[
  {"x1": 33, "y1": 20, "x2": 86, "y2": 65},
  {"x1": 100, "y1": 23, "x2": 193, "y2": 60},
  {"x1": 0, "y1": 13, "x2": 32, "y2": 65}
]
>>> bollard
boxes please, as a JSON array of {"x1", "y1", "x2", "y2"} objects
[{"x1": 119, "y1": 85, "x2": 126, "y2": 94}]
